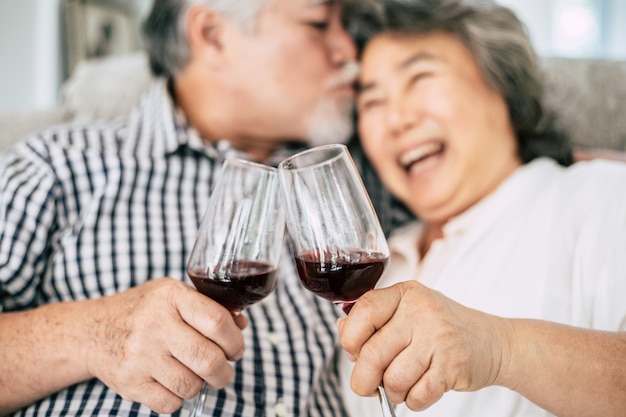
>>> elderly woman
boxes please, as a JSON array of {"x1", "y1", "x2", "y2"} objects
[{"x1": 339, "y1": 1, "x2": 626, "y2": 416}]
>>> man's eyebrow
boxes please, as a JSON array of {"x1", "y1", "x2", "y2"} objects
[{"x1": 358, "y1": 51, "x2": 438, "y2": 94}]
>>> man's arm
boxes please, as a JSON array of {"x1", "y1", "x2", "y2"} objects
[
  {"x1": 339, "y1": 281, "x2": 626, "y2": 417},
  {"x1": 0, "y1": 278, "x2": 247, "y2": 416}
]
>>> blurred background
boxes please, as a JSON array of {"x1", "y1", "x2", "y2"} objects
[
  {"x1": 0, "y1": 0, "x2": 151, "y2": 112},
  {"x1": 0, "y1": 0, "x2": 625, "y2": 113}
]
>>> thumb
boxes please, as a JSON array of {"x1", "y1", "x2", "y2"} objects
[{"x1": 339, "y1": 285, "x2": 402, "y2": 357}]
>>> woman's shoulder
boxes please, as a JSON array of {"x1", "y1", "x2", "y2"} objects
[
  {"x1": 553, "y1": 159, "x2": 626, "y2": 223},
  {"x1": 560, "y1": 158, "x2": 626, "y2": 190}
]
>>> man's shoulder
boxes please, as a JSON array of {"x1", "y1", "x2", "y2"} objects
[{"x1": 14, "y1": 117, "x2": 130, "y2": 160}]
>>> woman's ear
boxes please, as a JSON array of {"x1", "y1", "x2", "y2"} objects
[{"x1": 187, "y1": 5, "x2": 224, "y2": 63}]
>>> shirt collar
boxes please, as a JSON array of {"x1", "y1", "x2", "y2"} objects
[{"x1": 388, "y1": 221, "x2": 424, "y2": 266}]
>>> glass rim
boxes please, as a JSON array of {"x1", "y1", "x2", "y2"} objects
[
  {"x1": 278, "y1": 144, "x2": 348, "y2": 171},
  {"x1": 224, "y1": 157, "x2": 277, "y2": 173}
]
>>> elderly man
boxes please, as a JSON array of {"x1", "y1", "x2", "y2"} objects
[{"x1": 0, "y1": 0, "x2": 408, "y2": 415}]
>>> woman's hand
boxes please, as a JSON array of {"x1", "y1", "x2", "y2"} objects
[{"x1": 338, "y1": 280, "x2": 507, "y2": 411}]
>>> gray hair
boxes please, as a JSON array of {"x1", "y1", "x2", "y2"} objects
[
  {"x1": 142, "y1": 0, "x2": 268, "y2": 78},
  {"x1": 346, "y1": 0, "x2": 573, "y2": 166}
]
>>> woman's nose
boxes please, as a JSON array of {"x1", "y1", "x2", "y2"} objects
[{"x1": 386, "y1": 96, "x2": 414, "y2": 138}]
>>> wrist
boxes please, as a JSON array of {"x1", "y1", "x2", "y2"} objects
[{"x1": 491, "y1": 316, "x2": 518, "y2": 391}]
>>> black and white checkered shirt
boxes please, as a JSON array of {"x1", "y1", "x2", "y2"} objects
[{"x1": 0, "y1": 80, "x2": 411, "y2": 417}]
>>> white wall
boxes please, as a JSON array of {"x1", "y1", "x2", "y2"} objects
[
  {"x1": 0, "y1": 0, "x2": 62, "y2": 111},
  {"x1": 606, "y1": 0, "x2": 626, "y2": 59},
  {"x1": 496, "y1": 0, "x2": 552, "y2": 56},
  {"x1": 497, "y1": 0, "x2": 626, "y2": 60}
]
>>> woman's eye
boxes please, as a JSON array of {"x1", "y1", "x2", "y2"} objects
[
  {"x1": 308, "y1": 21, "x2": 329, "y2": 31},
  {"x1": 408, "y1": 72, "x2": 432, "y2": 87},
  {"x1": 359, "y1": 99, "x2": 383, "y2": 113}
]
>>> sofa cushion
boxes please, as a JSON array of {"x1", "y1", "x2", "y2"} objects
[
  {"x1": 60, "y1": 51, "x2": 153, "y2": 123},
  {"x1": 0, "y1": 107, "x2": 71, "y2": 153},
  {"x1": 541, "y1": 57, "x2": 626, "y2": 151}
]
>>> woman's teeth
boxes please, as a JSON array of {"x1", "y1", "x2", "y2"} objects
[{"x1": 400, "y1": 142, "x2": 445, "y2": 170}]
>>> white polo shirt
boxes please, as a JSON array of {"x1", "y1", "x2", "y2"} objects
[{"x1": 342, "y1": 157, "x2": 626, "y2": 417}]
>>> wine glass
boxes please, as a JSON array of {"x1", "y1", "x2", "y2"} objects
[
  {"x1": 278, "y1": 144, "x2": 396, "y2": 417},
  {"x1": 186, "y1": 157, "x2": 285, "y2": 417}
]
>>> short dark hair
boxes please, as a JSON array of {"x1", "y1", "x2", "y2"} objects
[{"x1": 346, "y1": 0, "x2": 573, "y2": 166}]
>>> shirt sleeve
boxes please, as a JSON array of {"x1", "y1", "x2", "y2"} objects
[{"x1": 0, "y1": 140, "x2": 58, "y2": 311}]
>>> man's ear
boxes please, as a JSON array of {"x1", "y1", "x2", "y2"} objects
[{"x1": 187, "y1": 5, "x2": 225, "y2": 63}]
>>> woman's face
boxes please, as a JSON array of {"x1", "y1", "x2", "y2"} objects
[{"x1": 357, "y1": 32, "x2": 521, "y2": 224}]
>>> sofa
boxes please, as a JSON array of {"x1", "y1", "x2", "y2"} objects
[
  {"x1": 0, "y1": 52, "x2": 625, "y2": 156},
  {"x1": 0, "y1": 52, "x2": 152, "y2": 153}
]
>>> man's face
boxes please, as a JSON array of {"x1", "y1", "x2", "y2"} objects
[
  {"x1": 218, "y1": 0, "x2": 358, "y2": 147},
  {"x1": 357, "y1": 32, "x2": 521, "y2": 224}
]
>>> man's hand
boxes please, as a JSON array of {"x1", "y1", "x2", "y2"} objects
[
  {"x1": 84, "y1": 278, "x2": 247, "y2": 413},
  {"x1": 1, "y1": 278, "x2": 248, "y2": 415},
  {"x1": 338, "y1": 280, "x2": 507, "y2": 411}
]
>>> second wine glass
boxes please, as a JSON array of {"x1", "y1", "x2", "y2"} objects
[
  {"x1": 186, "y1": 157, "x2": 285, "y2": 417},
  {"x1": 278, "y1": 144, "x2": 396, "y2": 417}
]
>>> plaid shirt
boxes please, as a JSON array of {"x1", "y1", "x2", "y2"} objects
[{"x1": 0, "y1": 80, "x2": 411, "y2": 417}]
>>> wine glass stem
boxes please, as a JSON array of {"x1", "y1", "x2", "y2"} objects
[
  {"x1": 190, "y1": 381, "x2": 209, "y2": 417},
  {"x1": 377, "y1": 384, "x2": 397, "y2": 417}
]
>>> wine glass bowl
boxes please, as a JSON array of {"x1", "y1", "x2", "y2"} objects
[
  {"x1": 278, "y1": 144, "x2": 389, "y2": 314},
  {"x1": 187, "y1": 259, "x2": 278, "y2": 314},
  {"x1": 187, "y1": 158, "x2": 284, "y2": 314},
  {"x1": 294, "y1": 248, "x2": 388, "y2": 313}
]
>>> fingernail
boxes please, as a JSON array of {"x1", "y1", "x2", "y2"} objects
[{"x1": 233, "y1": 348, "x2": 245, "y2": 361}]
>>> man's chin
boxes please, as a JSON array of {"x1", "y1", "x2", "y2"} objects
[
  {"x1": 306, "y1": 101, "x2": 354, "y2": 147},
  {"x1": 308, "y1": 127, "x2": 352, "y2": 147}
]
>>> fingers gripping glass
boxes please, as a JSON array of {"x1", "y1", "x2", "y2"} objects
[
  {"x1": 186, "y1": 158, "x2": 285, "y2": 417},
  {"x1": 279, "y1": 144, "x2": 396, "y2": 417}
]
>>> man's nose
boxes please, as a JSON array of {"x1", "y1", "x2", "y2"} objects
[{"x1": 329, "y1": 25, "x2": 357, "y2": 64}]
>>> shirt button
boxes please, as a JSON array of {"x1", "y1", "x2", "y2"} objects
[
  {"x1": 274, "y1": 399, "x2": 288, "y2": 417},
  {"x1": 268, "y1": 332, "x2": 281, "y2": 347}
]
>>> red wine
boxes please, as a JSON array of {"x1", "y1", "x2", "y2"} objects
[
  {"x1": 294, "y1": 249, "x2": 388, "y2": 310},
  {"x1": 188, "y1": 260, "x2": 277, "y2": 312}
]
